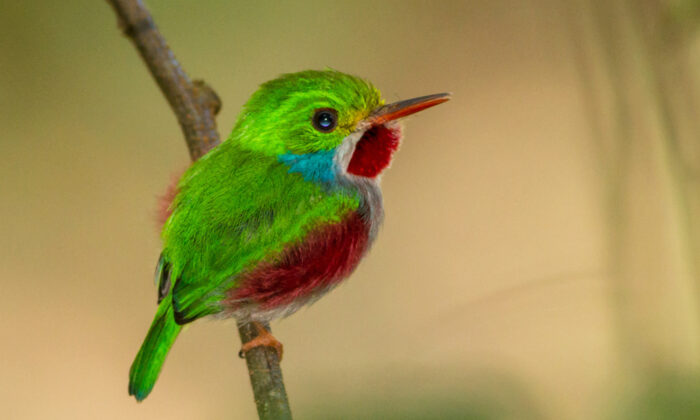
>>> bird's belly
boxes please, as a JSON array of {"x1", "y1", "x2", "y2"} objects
[{"x1": 223, "y1": 211, "x2": 370, "y2": 321}]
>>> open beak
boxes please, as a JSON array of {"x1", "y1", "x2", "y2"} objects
[{"x1": 366, "y1": 92, "x2": 451, "y2": 126}]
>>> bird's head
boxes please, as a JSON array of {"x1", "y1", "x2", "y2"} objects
[{"x1": 232, "y1": 70, "x2": 449, "y2": 180}]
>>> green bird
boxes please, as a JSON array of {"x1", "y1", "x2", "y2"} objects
[{"x1": 129, "y1": 69, "x2": 449, "y2": 401}]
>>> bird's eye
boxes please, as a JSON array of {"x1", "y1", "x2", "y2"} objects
[{"x1": 312, "y1": 108, "x2": 338, "y2": 133}]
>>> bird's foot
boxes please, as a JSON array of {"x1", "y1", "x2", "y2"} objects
[{"x1": 238, "y1": 322, "x2": 284, "y2": 361}]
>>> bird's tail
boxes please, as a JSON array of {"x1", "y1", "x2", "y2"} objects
[{"x1": 128, "y1": 300, "x2": 182, "y2": 401}]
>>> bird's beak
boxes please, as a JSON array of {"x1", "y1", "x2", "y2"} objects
[{"x1": 366, "y1": 93, "x2": 451, "y2": 126}]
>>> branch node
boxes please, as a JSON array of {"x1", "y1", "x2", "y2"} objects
[{"x1": 193, "y1": 79, "x2": 222, "y2": 115}]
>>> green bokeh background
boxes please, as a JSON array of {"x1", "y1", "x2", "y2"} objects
[{"x1": 1, "y1": 1, "x2": 699, "y2": 419}]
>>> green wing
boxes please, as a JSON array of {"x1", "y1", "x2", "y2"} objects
[{"x1": 161, "y1": 141, "x2": 358, "y2": 324}]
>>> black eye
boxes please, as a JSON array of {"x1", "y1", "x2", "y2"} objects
[{"x1": 312, "y1": 108, "x2": 338, "y2": 133}]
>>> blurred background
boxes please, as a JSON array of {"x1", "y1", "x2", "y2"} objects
[{"x1": 1, "y1": 0, "x2": 699, "y2": 418}]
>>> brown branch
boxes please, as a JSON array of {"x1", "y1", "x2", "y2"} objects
[
  {"x1": 107, "y1": 0, "x2": 220, "y2": 160},
  {"x1": 107, "y1": 0, "x2": 292, "y2": 418},
  {"x1": 238, "y1": 322, "x2": 293, "y2": 419}
]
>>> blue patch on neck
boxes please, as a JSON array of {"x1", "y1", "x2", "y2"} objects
[{"x1": 278, "y1": 149, "x2": 337, "y2": 184}]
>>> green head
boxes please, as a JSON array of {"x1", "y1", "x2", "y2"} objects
[
  {"x1": 233, "y1": 70, "x2": 383, "y2": 155},
  {"x1": 229, "y1": 69, "x2": 449, "y2": 179}
]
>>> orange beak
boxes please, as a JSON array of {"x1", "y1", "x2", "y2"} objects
[{"x1": 367, "y1": 92, "x2": 451, "y2": 126}]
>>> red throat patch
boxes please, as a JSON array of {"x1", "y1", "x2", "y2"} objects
[{"x1": 347, "y1": 125, "x2": 401, "y2": 178}]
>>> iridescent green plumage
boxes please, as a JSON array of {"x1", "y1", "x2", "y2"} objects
[
  {"x1": 164, "y1": 141, "x2": 361, "y2": 322},
  {"x1": 235, "y1": 70, "x2": 382, "y2": 155},
  {"x1": 128, "y1": 288, "x2": 180, "y2": 401},
  {"x1": 129, "y1": 70, "x2": 382, "y2": 400}
]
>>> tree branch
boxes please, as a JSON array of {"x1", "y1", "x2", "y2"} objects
[
  {"x1": 238, "y1": 322, "x2": 293, "y2": 419},
  {"x1": 107, "y1": 1, "x2": 292, "y2": 417},
  {"x1": 107, "y1": 0, "x2": 220, "y2": 160}
]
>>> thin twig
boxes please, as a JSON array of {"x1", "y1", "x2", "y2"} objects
[
  {"x1": 106, "y1": 1, "x2": 292, "y2": 417},
  {"x1": 107, "y1": 0, "x2": 220, "y2": 160},
  {"x1": 238, "y1": 322, "x2": 293, "y2": 419}
]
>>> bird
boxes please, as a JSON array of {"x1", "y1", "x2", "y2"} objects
[{"x1": 128, "y1": 69, "x2": 449, "y2": 401}]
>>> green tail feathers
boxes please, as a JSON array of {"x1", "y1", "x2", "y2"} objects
[{"x1": 129, "y1": 301, "x2": 182, "y2": 401}]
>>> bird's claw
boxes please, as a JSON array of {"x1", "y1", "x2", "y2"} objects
[{"x1": 238, "y1": 322, "x2": 284, "y2": 361}]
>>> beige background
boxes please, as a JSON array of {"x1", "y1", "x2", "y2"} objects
[{"x1": 1, "y1": 1, "x2": 698, "y2": 419}]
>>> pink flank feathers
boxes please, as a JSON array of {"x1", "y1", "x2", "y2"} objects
[{"x1": 156, "y1": 170, "x2": 184, "y2": 227}]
